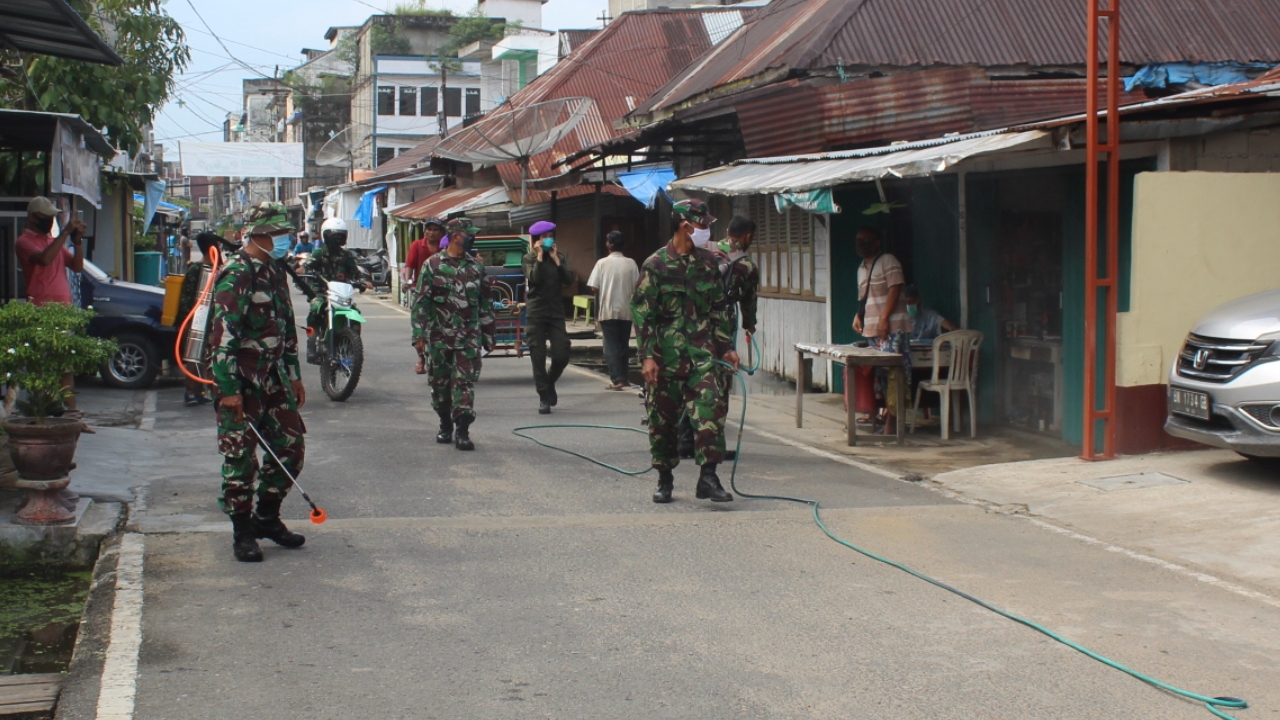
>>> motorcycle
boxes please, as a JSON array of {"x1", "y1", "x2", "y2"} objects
[
  {"x1": 299, "y1": 274, "x2": 367, "y2": 402},
  {"x1": 357, "y1": 249, "x2": 391, "y2": 292}
]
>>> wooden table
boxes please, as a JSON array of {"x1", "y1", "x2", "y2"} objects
[{"x1": 795, "y1": 342, "x2": 907, "y2": 446}]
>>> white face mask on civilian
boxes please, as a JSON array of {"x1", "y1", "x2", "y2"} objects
[{"x1": 691, "y1": 227, "x2": 712, "y2": 247}]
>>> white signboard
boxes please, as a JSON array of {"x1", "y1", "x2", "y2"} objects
[{"x1": 180, "y1": 141, "x2": 305, "y2": 178}]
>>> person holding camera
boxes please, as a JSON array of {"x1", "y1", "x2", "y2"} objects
[{"x1": 522, "y1": 220, "x2": 573, "y2": 414}]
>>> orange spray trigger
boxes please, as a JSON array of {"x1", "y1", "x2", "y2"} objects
[{"x1": 309, "y1": 507, "x2": 328, "y2": 524}]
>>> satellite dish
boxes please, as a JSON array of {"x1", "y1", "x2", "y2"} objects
[
  {"x1": 316, "y1": 125, "x2": 369, "y2": 168},
  {"x1": 434, "y1": 97, "x2": 595, "y2": 202}
]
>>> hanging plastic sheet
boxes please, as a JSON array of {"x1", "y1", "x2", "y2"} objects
[
  {"x1": 141, "y1": 180, "x2": 167, "y2": 234},
  {"x1": 354, "y1": 185, "x2": 387, "y2": 229},
  {"x1": 774, "y1": 188, "x2": 841, "y2": 214},
  {"x1": 617, "y1": 168, "x2": 676, "y2": 209}
]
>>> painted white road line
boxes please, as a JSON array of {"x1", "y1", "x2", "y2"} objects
[{"x1": 96, "y1": 533, "x2": 145, "y2": 720}]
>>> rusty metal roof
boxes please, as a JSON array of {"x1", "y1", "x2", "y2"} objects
[
  {"x1": 636, "y1": 0, "x2": 1280, "y2": 118},
  {"x1": 368, "y1": 137, "x2": 441, "y2": 181},
  {"x1": 487, "y1": 6, "x2": 749, "y2": 202},
  {"x1": 386, "y1": 186, "x2": 509, "y2": 221}
]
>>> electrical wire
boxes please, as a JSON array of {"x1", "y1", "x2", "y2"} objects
[{"x1": 511, "y1": 337, "x2": 1252, "y2": 720}]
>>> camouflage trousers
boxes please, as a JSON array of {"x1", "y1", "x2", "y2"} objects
[
  {"x1": 646, "y1": 365, "x2": 727, "y2": 469},
  {"x1": 214, "y1": 370, "x2": 306, "y2": 516},
  {"x1": 429, "y1": 345, "x2": 482, "y2": 423}
]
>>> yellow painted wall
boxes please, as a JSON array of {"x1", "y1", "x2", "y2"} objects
[{"x1": 1120, "y1": 171, "x2": 1280, "y2": 386}]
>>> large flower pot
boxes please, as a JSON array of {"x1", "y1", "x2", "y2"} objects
[{"x1": 1, "y1": 418, "x2": 82, "y2": 480}]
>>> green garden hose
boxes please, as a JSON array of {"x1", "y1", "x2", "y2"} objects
[{"x1": 512, "y1": 345, "x2": 1249, "y2": 719}]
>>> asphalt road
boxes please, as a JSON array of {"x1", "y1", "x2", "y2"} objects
[{"x1": 59, "y1": 290, "x2": 1280, "y2": 720}]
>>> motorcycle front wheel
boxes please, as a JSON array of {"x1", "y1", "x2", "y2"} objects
[{"x1": 320, "y1": 327, "x2": 364, "y2": 401}]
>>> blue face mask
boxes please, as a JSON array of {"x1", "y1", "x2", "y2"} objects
[
  {"x1": 270, "y1": 236, "x2": 292, "y2": 259},
  {"x1": 542, "y1": 237, "x2": 555, "y2": 250}
]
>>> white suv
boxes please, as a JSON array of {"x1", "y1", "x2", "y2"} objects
[{"x1": 1165, "y1": 289, "x2": 1280, "y2": 460}]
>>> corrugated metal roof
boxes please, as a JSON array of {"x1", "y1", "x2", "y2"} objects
[
  {"x1": 669, "y1": 130, "x2": 1052, "y2": 195},
  {"x1": 558, "y1": 29, "x2": 599, "y2": 55},
  {"x1": 386, "y1": 186, "x2": 509, "y2": 220},
  {"x1": 368, "y1": 137, "x2": 441, "y2": 180},
  {"x1": 0, "y1": 0, "x2": 123, "y2": 65},
  {"x1": 486, "y1": 7, "x2": 744, "y2": 203},
  {"x1": 636, "y1": 0, "x2": 1280, "y2": 118}
]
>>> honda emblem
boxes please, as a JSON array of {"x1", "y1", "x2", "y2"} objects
[{"x1": 1193, "y1": 348, "x2": 1211, "y2": 370}]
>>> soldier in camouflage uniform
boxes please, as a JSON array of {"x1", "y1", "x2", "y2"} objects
[
  {"x1": 208, "y1": 202, "x2": 309, "y2": 563},
  {"x1": 304, "y1": 218, "x2": 363, "y2": 360},
  {"x1": 632, "y1": 199, "x2": 740, "y2": 504},
  {"x1": 677, "y1": 215, "x2": 761, "y2": 459},
  {"x1": 412, "y1": 218, "x2": 496, "y2": 451}
]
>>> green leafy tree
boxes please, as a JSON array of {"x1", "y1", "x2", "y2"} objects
[{"x1": 0, "y1": 0, "x2": 189, "y2": 155}]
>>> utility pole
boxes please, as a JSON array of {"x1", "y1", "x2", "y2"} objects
[{"x1": 438, "y1": 61, "x2": 448, "y2": 138}]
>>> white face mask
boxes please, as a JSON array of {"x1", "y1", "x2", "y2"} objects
[{"x1": 691, "y1": 227, "x2": 712, "y2": 247}]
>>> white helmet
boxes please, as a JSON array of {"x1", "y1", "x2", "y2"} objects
[{"x1": 321, "y1": 217, "x2": 348, "y2": 245}]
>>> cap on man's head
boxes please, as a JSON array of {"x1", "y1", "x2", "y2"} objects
[
  {"x1": 446, "y1": 217, "x2": 477, "y2": 234},
  {"x1": 529, "y1": 220, "x2": 556, "y2": 237},
  {"x1": 424, "y1": 216, "x2": 446, "y2": 230},
  {"x1": 672, "y1": 198, "x2": 716, "y2": 226},
  {"x1": 27, "y1": 197, "x2": 59, "y2": 218},
  {"x1": 244, "y1": 201, "x2": 295, "y2": 235},
  {"x1": 902, "y1": 284, "x2": 921, "y2": 301}
]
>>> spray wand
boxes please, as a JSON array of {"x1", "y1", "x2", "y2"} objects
[{"x1": 246, "y1": 421, "x2": 327, "y2": 525}]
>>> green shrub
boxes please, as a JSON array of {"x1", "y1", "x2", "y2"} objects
[{"x1": 0, "y1": 303, "x2": 117, "y2": 422}]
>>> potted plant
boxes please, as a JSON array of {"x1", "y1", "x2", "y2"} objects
[{"x1": 0, "y1": 302, "x2": 115, "y2": 479}]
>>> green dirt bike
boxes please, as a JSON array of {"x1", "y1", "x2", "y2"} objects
[{"x1": 298, "y1": 274, "x2": 366, "y2": 401}]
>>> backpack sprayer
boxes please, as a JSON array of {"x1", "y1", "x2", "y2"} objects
[
  {"x1": 175, "y1": 245, "x2": 328, "y2": 525},
  {"x1": 511, "y1": 335, "x2": 1249, "y2": 720}
]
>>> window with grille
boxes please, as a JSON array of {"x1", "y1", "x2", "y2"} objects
[
  {"x1": 376, "y1": 86, "x2": 395, "y2": 115},
  {"x1": 443, "y1": 87, "x2": 462, "y2": 117},
  {"x1": 746, "y1": 196, "x2": 821, "y2": 298},
  {"x1": 465, "y1": 88, "x2": 481, "y2": 117},
  {"x1": 420, "y1": 86, "x2": 438, "y2": 115},
  {"x1": 399, "y1": 87, "x2": 417, "y2": 116},
  {"x1": 376, "y1": 147, "x2": 395, "y2": 166}
]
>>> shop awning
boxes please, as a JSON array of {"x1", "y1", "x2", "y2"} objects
[
  {"x1": 0, "y1": 0, "x2": 123, "y2": 65},
  {"x1": 669, "y1": 130, "x2": 1052, "y2": 196},
  {"x1": 386, "y1": 186, "x2": 511, "y2": 221}
]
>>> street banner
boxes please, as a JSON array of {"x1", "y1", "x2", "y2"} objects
[{"x1": 180, "y1": 141, "x2": 305, "y2": 178}]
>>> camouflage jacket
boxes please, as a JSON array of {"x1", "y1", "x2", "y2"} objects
[
  {"x1": 306, "y1": 245, "x2": 359, "y2": 284},
  {"x1": 715, "y1": 238, "x2": 760, "y2": 333},
  {"x1": 208, "y1": 252, "x2": 302, "y2": 396},
  {"x1": 631, "y1": 241, "x2": 734, "y2": 376},
  {"x1": 412, "y1": 251, "x2": 496, "y2": 350}
]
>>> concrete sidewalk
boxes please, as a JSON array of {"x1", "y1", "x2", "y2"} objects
[{"x1": 732, "y1": 383, "x2": 1280, "y2": 600}]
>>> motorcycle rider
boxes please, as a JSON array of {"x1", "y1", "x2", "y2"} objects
[{"x1": 305, "y1": 218, "x2": 362, "y2": 362}]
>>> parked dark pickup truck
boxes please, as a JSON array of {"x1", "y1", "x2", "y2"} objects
[{"x1": 80, "y1": 260, "x2": 178, "y2": 389}]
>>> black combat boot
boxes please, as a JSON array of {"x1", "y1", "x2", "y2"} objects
[
  {"x1": 252, "y1": 496, "x2": 306, "y2": 548},
  {"x1": 677, "y1": 416, "x2": 695, "y2": 459},
  {"x1": 695, "y1": 464, "x2": 733, "y2": 502},
  {"x1": 230, "y1": 513, "x2": 264, "y2": 562},
  {"x1": 454, "y1": 416, "x2": 475, "y2": 451},
  {"x1": 652, "y1": 468, "x2": 674, "y2": 504},
  {"x1": 436, "y1": 410, "x2": 454, "y2": 444}
]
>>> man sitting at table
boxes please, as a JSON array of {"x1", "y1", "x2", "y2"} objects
[{"x1": 904, "y1": 285, "x2": 957, "y2": 342}]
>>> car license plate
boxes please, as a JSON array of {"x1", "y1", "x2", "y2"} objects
[{"x1": 1169, "y1": 387, "x2": 1211, "y2": 420}]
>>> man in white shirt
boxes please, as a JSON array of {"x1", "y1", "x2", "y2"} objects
[
  {"x1": 851, "y1": 226, "x2": 911, "y2": 433},
  {"x1": 586, "y1": 231, "x2": 640, "y2": 390}
]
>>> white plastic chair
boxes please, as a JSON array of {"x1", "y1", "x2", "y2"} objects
[{"x1": 909, "y1": 330, "x2": 983, "y2": 441}]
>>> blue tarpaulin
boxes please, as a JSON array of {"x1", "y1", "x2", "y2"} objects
[
  {"x1": 1124, "y1": 62, "x2": 1274, "y2": 92},
  {"x1": 355, "y1": 185, "x2": 387, "y2": 228},
  {"x1": 618, "y1": 168, "x2": 676, "y2": 209}
]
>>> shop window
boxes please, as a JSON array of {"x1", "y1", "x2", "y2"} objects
[
  {"x1": 376, "y1": 147, "x2": 395, "y2": 166},
  {"x1": 421, "y1": 86, "x2": 438, "y2": 116},
  {"x1": 399, "y1": 87, "x2": 417, "y2": 116},
  {"x1": 465, "y1": 88, "x2": 481, "y2": 117},
  {"x1": 443, "y1": 87, "x2": 462, "y2": 117},
  {"x1": 376, "y1": 86, "x2": 395, "y2": 116},
  {"x1": 747, "y1": 196, "x2": 820, "y2": 298}
]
